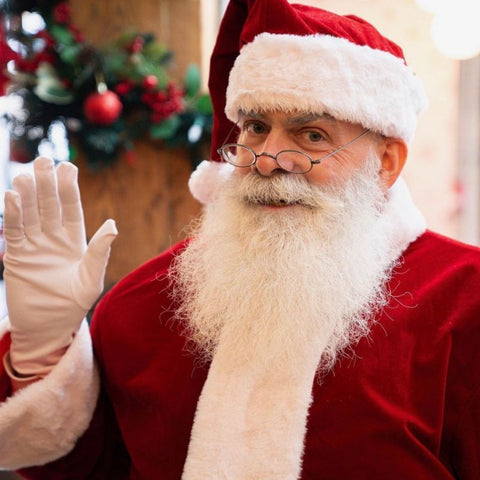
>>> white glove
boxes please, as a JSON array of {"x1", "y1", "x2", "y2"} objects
[{"x1": 3, "y1": 157, "x2": 117, "y2": 378}]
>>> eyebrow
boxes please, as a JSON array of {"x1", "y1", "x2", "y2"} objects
[
  {"x1": 237, "y1": 110, "x2": 263, "y2": 121},
  {"x1": 237, "y1": 110, "x2": 336, "y2": 125},
  {"x1": 286, "y1": 113, "x2": 336, "y2": 125}
]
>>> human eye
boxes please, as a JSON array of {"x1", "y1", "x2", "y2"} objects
[
  {"x1": 303, "y1": 130, "x2": 324, "y2": 142},
  {"x1": 243, "y1": 120, "x2": 267, "y2": 136},
  {"x1": 296, "y1": 128, "x2": 328, "y2": 149}
]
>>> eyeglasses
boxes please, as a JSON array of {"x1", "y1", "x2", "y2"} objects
[{"x1": 217, "y1": 129, "x2": 370, "y2": 174}]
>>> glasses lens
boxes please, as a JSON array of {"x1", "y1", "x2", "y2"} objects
[
  {"x1": 221, "y1": 144, "x2": 255, "y2": 167},
  {"x1": 276, "y1": 151, "x2": 312, "y2": 173}
]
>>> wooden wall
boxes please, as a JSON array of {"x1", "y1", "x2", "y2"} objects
[
  {"x1": 69, "y1": 0, "x2": 203, "y2": 286},
  {"x1": 75, "y1": 144, "x2": 201, "y2": 288}
]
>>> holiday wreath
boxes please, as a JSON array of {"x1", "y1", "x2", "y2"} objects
[{"x1": 0, "y1": 0, "x2": 213, "y2": 168}]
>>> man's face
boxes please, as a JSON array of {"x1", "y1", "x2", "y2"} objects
[
  {"x1": 234, "y1": 110, "x2": 384, "y2": 194},
  {"x1": 173, "y1": 120, "x2": 399, "y2": 370}
]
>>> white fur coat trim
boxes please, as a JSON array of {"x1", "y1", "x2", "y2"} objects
[
  {"x1": 183, "y1": 333, "x2": 323, "y2": 480},
  {"x1": 383, "y1": 176, "x2": 427, "y2": 256},
  {"x1": 0, "y1": 319, "x2": 99, "y2": 470},
  {"x1": 226, "y1": 33, "x2": 428, "y2": 143}
]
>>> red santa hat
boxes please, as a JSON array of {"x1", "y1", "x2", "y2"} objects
[{"x1": 189, "y1": 0, "x2": 428, "y2": 203}]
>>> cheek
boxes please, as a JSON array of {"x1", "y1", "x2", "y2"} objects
[
  {"x1": 305, "y1": 148, "x2": 375, "y2": 186},
  {"x1": 303, "y1": 166, "x2": 331, "y2": 186},
  {"x1": 234, "y1": 166, "x2": 252, "y2": 178},
  {"x1": 305, "y1": 158, "x2": 356, "y2": 186}
]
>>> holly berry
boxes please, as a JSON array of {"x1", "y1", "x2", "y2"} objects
[
  {"x1": 83, "y1": 90, "x2": 123, "y2": 125},
  {"x1": 53, "y1": 2, "x2": 71, "y2": 24},
  {"x1": 128, "y1": 36, "x2": 144, "y2": 54},
  {"x1": 142, "y1": 74, "x2": 158, "y2": 90},
  {"x1": 69, "y1": 25, "x2": 85, "y2": 43},
  {"x1": 115, "y1": 80, "x2": 134, "y2": 96}
]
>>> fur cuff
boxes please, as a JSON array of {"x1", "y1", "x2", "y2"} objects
[{"x1": 0, "y1": 319, "x2": 99, "y2": 470}]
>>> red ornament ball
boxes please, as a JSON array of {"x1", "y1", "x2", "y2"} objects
[{"x1": 83, "y1": 90, "x2": 123, "y2": 125}]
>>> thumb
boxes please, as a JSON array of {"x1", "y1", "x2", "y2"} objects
[
  {"x1": 88, "y1": 219, "x2": 118, "y2": 255},
  {"x1": 72, "y1": 219, "x2": 118, "y2": 310}
]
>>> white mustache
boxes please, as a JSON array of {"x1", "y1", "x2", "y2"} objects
[{"x1": 233, "y1": 172, "x2": 344, "y2": 210}]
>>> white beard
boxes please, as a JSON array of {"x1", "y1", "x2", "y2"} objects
[
  {"x1": 171, "y1": 153, "x2": 398, "y2": 376},
  {"x1": 172, "y1": 153, "x2": 403, "y2": 480}
]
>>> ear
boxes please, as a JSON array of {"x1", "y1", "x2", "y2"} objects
[{"x1": 377, "y1": 137, "x2": 407, "y2": 190}]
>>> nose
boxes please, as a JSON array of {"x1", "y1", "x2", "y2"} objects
[
  {"x1": 252, "y1": 130, "x2": 289, "y2": 176},
  {"x1": 254, "y1": 153, "x2": 280, "y2": 176}
]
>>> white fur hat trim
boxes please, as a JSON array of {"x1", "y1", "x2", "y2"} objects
[
  {"x1": 226, "y1": 33, "x2": 428, "y2": 143},
  {"x1": 188, "y1": 160, "x2": 235, "y2": 204}
]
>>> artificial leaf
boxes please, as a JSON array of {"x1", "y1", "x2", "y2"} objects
[
  {"x1": 34, "y1": 63, "x2": 74, "y2": 104},
  {"x1": 50, "y1": 24, "x2": 74, "y2": 46},
  {"x1": 102, "y1": 50, "x2": 128, "y2": 76},
  {"x1": 41, "y1": 85, "x2": 74, "y2": 104},
  {"x1": 134, "y1": 59, "x2": 167, "y2": 84},
  {"x1": 195, "y1": 93, "x2": 213, "y2": 115},
  {"x1": 59, "y1": 44, "x2": 81, "y2": 64},
  {"x1": 150, "y1": 115, "x2": 180, "y2": 139},
  {"x1": 116, "y1": 30, "x2": 139, "y2": 46},
  {"x1": 142, "y1": 42, "x2": 169, "y2": 63},
  {"x1": 184, "y1": 64, "x2": 201, "y2": 98}
]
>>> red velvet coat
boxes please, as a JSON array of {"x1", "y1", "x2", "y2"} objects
[{"x1": 9, "y1": 230, "x2": 480, "y2": 479}]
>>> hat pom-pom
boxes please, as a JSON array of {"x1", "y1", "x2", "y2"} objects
[{"x1": 188, "y1": 160, "x2": 234, "y2": 204}]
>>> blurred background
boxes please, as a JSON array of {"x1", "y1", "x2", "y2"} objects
[{"x1": 0, "y1": 0, "x2": 479, "y2": 475}]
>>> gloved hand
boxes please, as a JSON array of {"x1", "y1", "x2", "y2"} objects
[{"x1": 3, "y1": 157, "x2": 117, "y2": 378}]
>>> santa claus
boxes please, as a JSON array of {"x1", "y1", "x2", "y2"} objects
[{"x1": 0, "y1": 0, "x2": 479, "y2": 479}]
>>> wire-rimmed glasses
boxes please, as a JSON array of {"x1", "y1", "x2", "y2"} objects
[{"x1": 217, "y1": 129, "x2": 370, "y2": 174}]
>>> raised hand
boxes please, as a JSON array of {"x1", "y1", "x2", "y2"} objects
[{"x1": 3, "y1": 157, "x2": 117, "y2": 377}]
